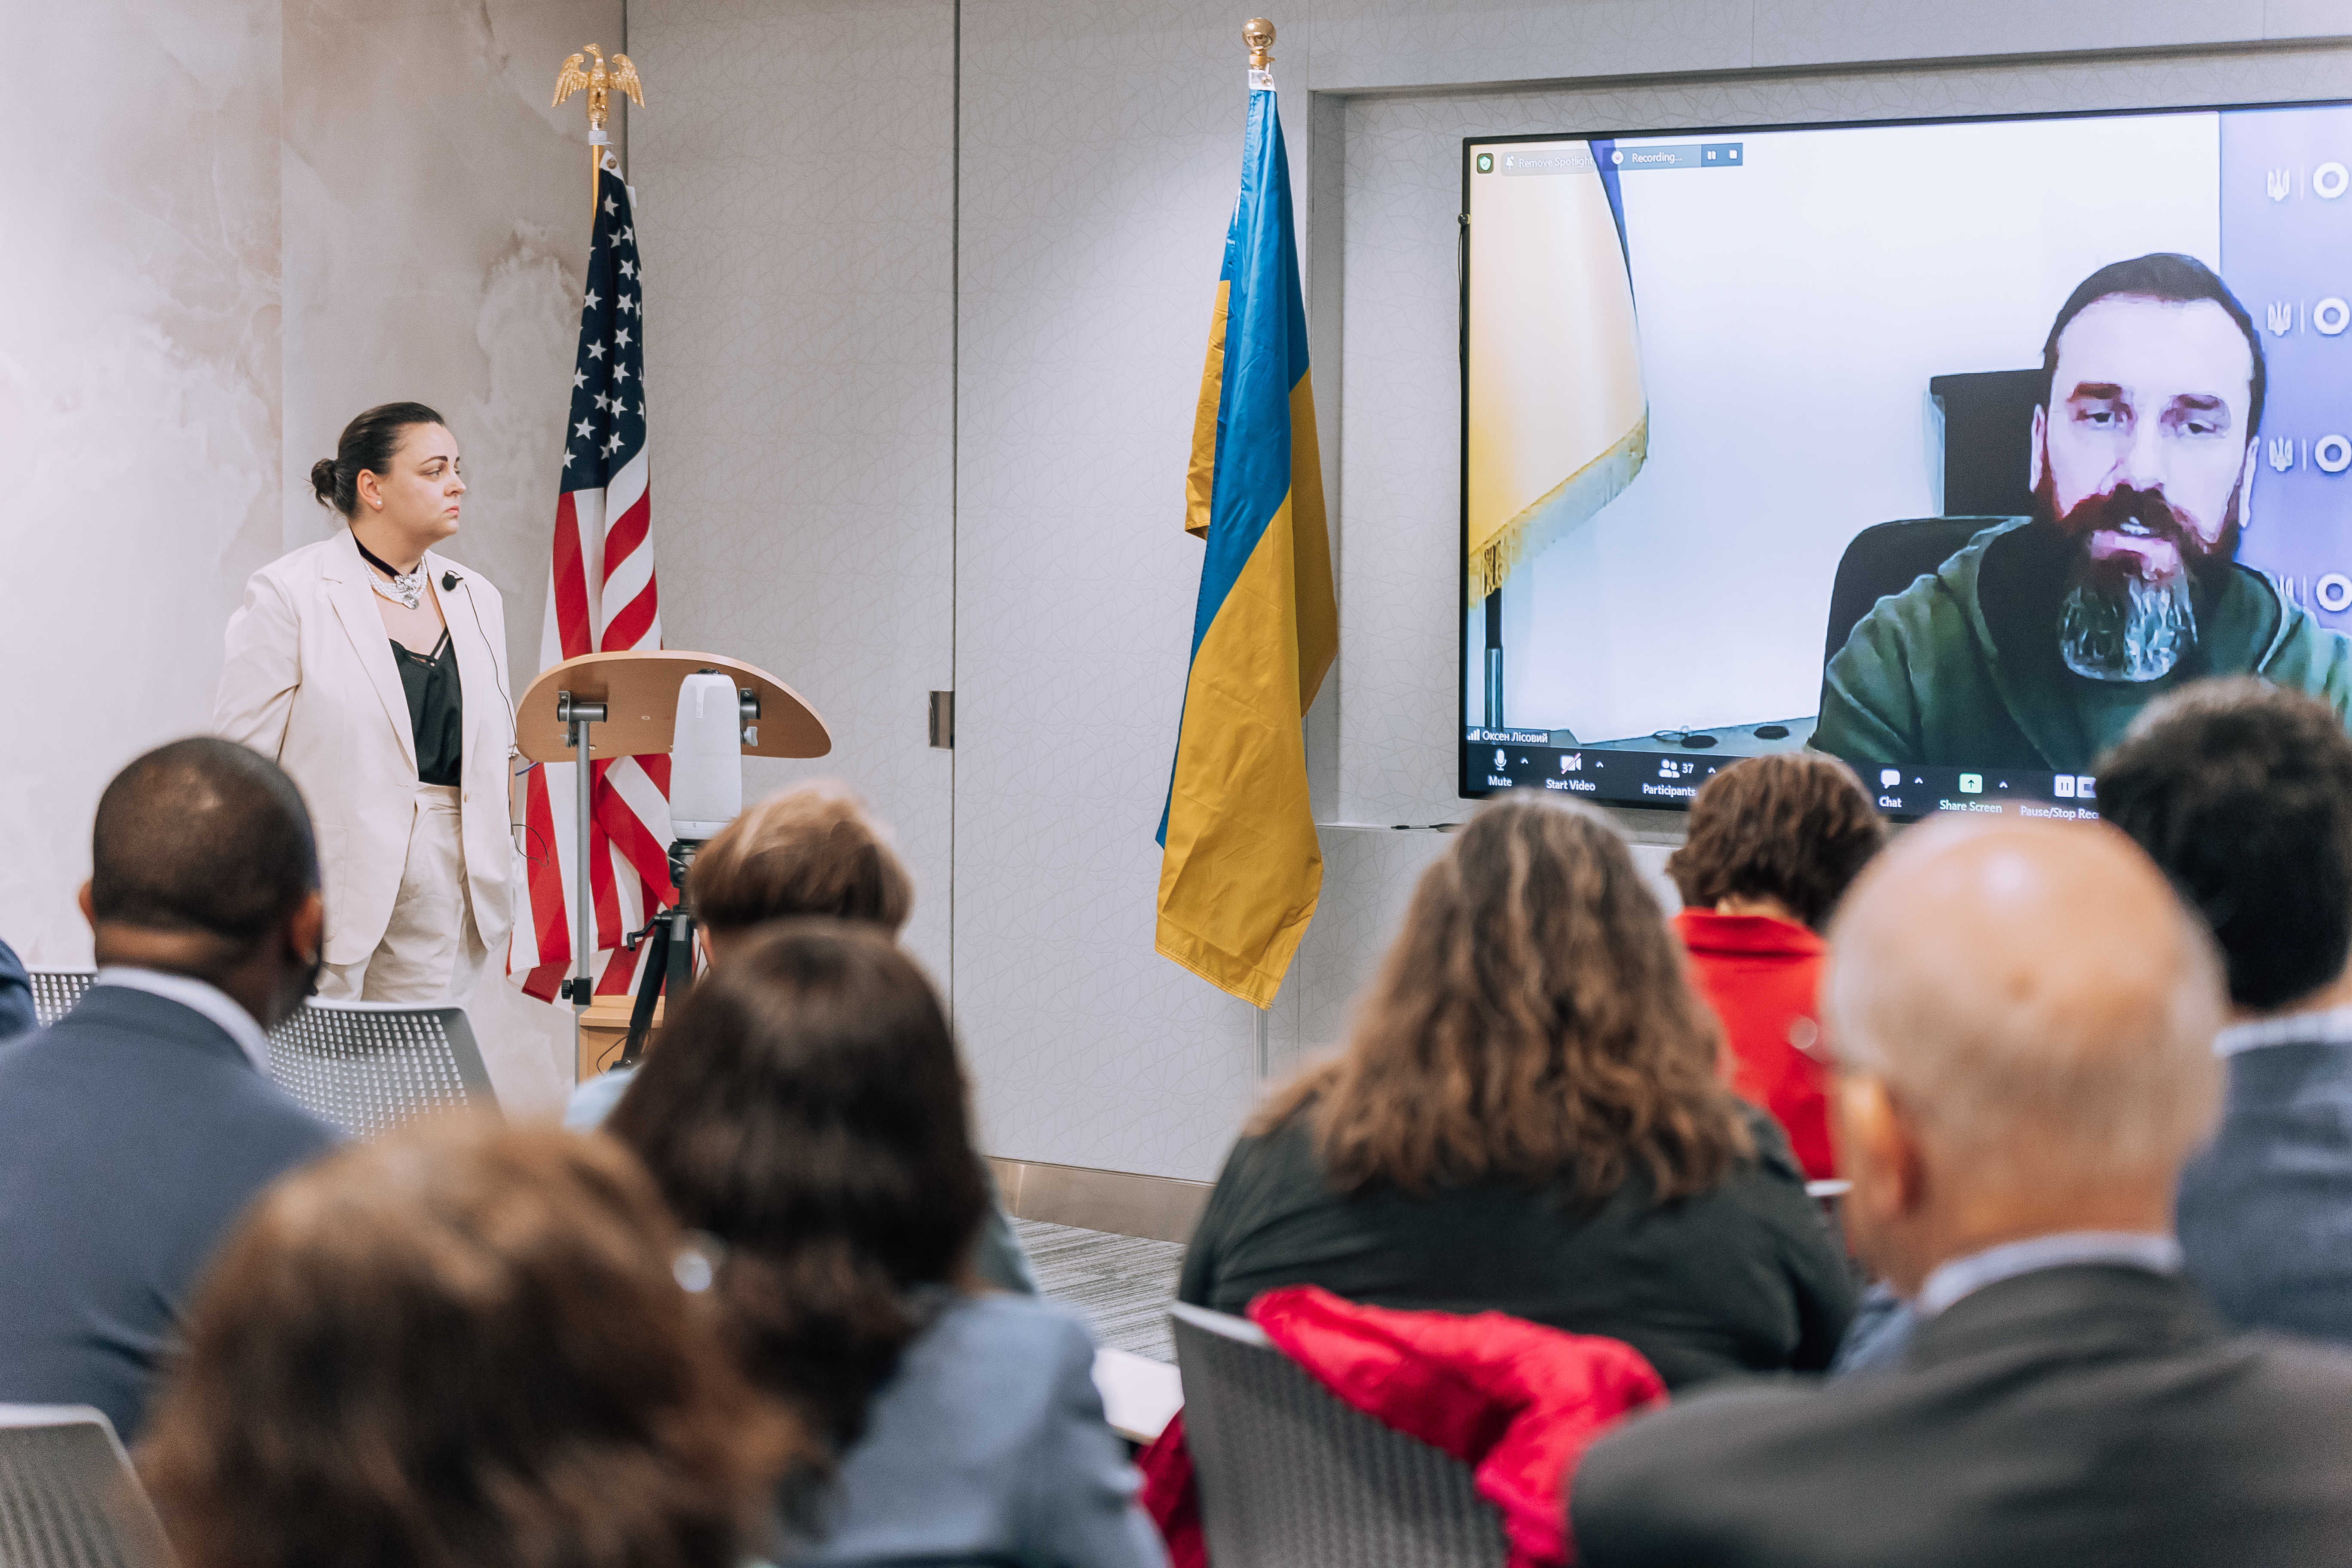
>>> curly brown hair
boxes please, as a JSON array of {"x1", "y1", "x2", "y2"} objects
[
  {"x1": 608, "y1": 920, "x2": 989, "y2": 1451},
  {"x1": 138, "y1": 1119, "x2": 802, "y2": 1568},
  {"x1": 1666, "y1": 753, "x2": 1886, "y2": 930},
  {"x1": 1255, "y1": 794, "x2": 1751, "y2": 1204}
]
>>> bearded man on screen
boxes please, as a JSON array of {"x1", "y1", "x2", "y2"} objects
[{"x1": 1813, "y1": 253, "x2": 2352, "y2": 772}]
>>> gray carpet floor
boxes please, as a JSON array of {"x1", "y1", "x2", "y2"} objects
[{"x1": 1014, "y1": 1218, "x2": 1186, "y2": 1364}]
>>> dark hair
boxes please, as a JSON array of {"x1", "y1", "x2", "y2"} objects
[
  {"x1": 92, "y1": 738, "x2": 317, "y2": 948},
  {"x1": 1667, "y1": 753, "x2": 1886, "y2": 930},
  {"x1": 138, "y1": 1118, "x2": 804, "y2": 1568},
  {"x1": 686, "y1": 783, "x2": 912, "y2": 937},
  {"x1": 2096, "y1": 678, "x2": 2352, "y2": 1011},
  {"x1": 606, "y1": 921, "x2": 988, "y2": 1449},
  {"x1": 2041, "y1": 254, "x2": 2265, "y2": 438},
  {"x1": 1255, "y1": 795, "x2": 1751, "y2": 1204},
  {"x1": 309, "y1": 402, "x2": 447, "y2": 518}
]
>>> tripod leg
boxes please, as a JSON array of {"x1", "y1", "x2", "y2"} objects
[
  {"x1": 621, "y1": 920, "x2": 669, "y2": 1067},
  {"x1": 668, "y1": 909, "x2": 696, "y2": 1003}
]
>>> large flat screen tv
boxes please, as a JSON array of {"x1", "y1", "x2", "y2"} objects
[{"x1": 1461, "y1": 101, "x2": 2352, "y2": 817}]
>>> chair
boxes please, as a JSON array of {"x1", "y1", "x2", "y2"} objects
[
  {"x1": 1170, "y1": 1301, "x2": 1507, "y2": 1568},
  {"x1": 1821, "y1": 516, "x2": 2011, "y2": 668},
  {"x1": 21, "y1": 974, "x2": 495, "y2": 1138},
  {"x1": 268, "y1": 1003, "x2": 498, "y2": 1138},
  {"x1": 0, "y1": 1404, "x2": 175, "y2": 1568},
  {"x1": 24, "y1": 972, "x2": 89, "y2": 1029},
  {"x1": 1929, "y1": 368, "x2": 2045, "y2": 518}
]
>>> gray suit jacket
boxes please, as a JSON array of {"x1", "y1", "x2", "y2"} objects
[
  {"x1": 779, "y1": 1293, "x2": 1165, "y2": 1568},
  {"x1": 2177, "y1": 1035, "x2": 2352, "y2": 1344},
  {"x1": 1572, "y1": 1265, "x2": 2352, "y2": 1568},
  {"x1": 0, "y1": 986, "x2": 339, "y2": 1439}
]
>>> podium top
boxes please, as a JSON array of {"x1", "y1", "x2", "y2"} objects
[{"x1": 516, "y1": 650, "x2": 831, "y2": 763}]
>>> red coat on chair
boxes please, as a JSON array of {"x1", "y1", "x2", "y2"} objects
[{"x1": 1141, "y1": 1286, "x2": 1664, "y2": 1568}]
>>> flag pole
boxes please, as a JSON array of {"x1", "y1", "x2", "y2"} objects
[{"x1": 543, "y1": 43, "x2": 648, "y2": 1042}]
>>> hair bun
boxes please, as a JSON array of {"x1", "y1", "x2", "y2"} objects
[{"x1": 309, "y1": 458, "x2": 339, "y2": 508}]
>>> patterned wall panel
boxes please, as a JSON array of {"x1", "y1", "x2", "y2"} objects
[
  {"x1": 952, "y1": 0, "x2": 1335, "y2": 1179},
  {"x1": 631, "y1": 0, "x2": 959, "y2": 989},
  {"x1": 1303, "y1": 1, "x2": 2341, "y2": 95}
]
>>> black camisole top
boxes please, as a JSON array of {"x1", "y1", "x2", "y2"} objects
[{"x1": 392, "y1": 631, "x2": 464, "y2": 786}]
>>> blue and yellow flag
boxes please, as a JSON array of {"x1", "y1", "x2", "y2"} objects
[{"x1": 1156, "y1": 77, "x2": 1338, "y2": 1008}]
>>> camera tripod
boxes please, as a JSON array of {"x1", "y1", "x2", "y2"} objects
[{"x1": 619, "y1": 839, "x2": 701, "y2": 1065}]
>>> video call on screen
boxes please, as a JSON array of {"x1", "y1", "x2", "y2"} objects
[{"x1": 1462, "y1": 101, "x2": 2352, "y2": 818}]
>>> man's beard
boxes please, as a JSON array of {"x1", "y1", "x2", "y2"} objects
[{"x1": 2034, "y1": 472, "x2": 2243, "y2": 684}]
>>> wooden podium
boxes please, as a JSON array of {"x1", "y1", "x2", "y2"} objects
[
  {"x1": 517, "y1": 651, "x2": 830, "y2": 1072},
  {"x1": 517, "y1": 650, "x2": 829, "y2": 763}
]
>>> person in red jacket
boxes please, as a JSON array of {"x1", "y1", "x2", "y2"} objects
[{"x1": 1667, "y1": 754, "x2": 1885, "y2": 1180}]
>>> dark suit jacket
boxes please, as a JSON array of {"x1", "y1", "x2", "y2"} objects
[
  {"x1": 1571, "y1": 1264, "x2": 2352, "y2": 1567},
  {"x1": 2178, "y1": 1037, "x2": 2352, "y2": 1344},
  {"x1": 0, "y1": 937, "x2": 33, "y2": 1043},
  {"x1": 0, "y1": 986, "x2": 339, "y2": 1439}
]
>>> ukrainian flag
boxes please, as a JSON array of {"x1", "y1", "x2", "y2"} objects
[{"x1": 1156, "y1": 76, "x2": 1337, "y2": 1009}]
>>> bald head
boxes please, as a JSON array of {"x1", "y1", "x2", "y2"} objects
[{"x1": 1828, "y1": 818, "x2": 2223, "y2": 1205}]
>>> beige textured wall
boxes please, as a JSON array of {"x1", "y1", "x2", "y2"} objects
[
  {"x1": 2, "y1": 0, "x2": 623, "y2": 1116},
  {"x1": 1, "y1": 0, "x2": 285, "y2": 971},
  {"x1": 628, "y1": 0, "x2": 959, "y2": 992}
]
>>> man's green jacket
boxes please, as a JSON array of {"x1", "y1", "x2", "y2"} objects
[{"x1": 1813, "y1": 517, "x2": 2352, "y2": 770}]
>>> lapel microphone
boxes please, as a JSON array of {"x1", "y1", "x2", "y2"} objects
[{"x1": 442, "y1": 571, "x2": 459, "y2": 591}]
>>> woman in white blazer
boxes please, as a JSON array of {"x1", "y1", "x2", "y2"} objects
[{"x1": 215, "y1": 403, "x2": 517, "y2": 1004}]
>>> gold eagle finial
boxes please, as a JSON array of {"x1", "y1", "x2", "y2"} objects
[{"x1": 552, "y1": 42, "x2": 646, "y2": 134}]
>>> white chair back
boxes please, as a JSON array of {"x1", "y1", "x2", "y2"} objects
[
  {"x1": 24, "y1": 973, "x2": 496, "y2": 1137},
  {"x1": 0, "y1": 1404, "x2": 175, "y2": 1568}
]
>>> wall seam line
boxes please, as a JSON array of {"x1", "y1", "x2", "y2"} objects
[{"x1": 949, "y1": 0, "x2": 961, "y2": 1020}]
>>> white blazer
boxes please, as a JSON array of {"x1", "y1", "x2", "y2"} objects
[{"x1": 214, "y1": 531, "x2": 518, "y2": 967}]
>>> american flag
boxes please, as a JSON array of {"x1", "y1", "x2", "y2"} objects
[{"x1": 512, "y1": 147, "x2": 675, "y2": 1002}]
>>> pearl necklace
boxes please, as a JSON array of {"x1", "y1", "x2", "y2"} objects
[{"x1": 351, "y1": 531, "x2": 427, "y2": 611}]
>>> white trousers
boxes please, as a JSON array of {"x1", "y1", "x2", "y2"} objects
[{"x1": 317, "y1": 783, "x2": 488, "y2": 1006}]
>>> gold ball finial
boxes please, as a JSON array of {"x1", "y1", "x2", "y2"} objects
[{"x1": 1244, "y1": 18, "x2": 1275, "y2": 70}]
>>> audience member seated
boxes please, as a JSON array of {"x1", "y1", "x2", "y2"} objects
[
  {"x1": 0, "y1": 738, "x2": 338, "y2": 1439},
  {"x1": 568, "y1": 780, "x2": 1036, "y2": 1297},
  {"x1": 607, "y1": 920, "x2": 1166, "y2": 1568},
  {"x1": 2099, "y1": 680, "x2": 2352, "y2": 1344},
  {"x1": 139, "y1": 1118, "x2": 800, "y2": 1568},
  {"x1": 1177, "y1": 795, "x2": 1856, "y2": 1391},
  {"x1": 1571, "y1": 817, "x2": 2352, "y2": 1566},
  {"x1": 0, "y1": 934, "x2": 32, "y2": 1042},
  {"x1": 1666, "y1": 753, "x2": 1885, "y2": 1179}
]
